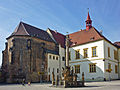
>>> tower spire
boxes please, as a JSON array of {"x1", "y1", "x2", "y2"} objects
[{"x1": 85, "y1": 8, "x2": 92, "y2": 31}]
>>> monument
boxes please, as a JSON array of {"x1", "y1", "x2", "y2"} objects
[{"x1": 52, "y1": 34, "x2": 85, "y2": 88}]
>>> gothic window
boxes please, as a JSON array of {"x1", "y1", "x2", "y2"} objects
[
  {"x1": 12, "y1": 39, "x2": 15, "y2": 47},
  {"x1": 11, "y1": 51, "x2": 14, "y2": 64},
  {"x1": 27, "y1": 39, "x2": 31, "y2": 49}
]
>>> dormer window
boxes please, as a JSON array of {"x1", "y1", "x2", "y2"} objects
[{"x1": 90, "y1": 37, "x2": 95, "y2": 40}]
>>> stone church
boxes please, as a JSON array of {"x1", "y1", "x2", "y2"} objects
[{"x1": 2, "y1": 22, "x2": 60, "y2": 83}]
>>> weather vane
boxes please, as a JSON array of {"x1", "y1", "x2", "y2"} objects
[{"x1": 87, "y1": 8, "x2": 89, "y2": 12}]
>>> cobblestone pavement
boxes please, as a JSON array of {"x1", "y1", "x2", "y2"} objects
[{"x1": 0, "y1": 80, "x2": 120, "y2": 90}]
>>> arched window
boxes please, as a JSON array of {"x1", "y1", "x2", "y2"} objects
[{"x1": 27, "y1": 39, "x2": 31, "y2": 49}]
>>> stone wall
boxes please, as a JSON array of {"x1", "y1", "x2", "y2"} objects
[{"x1": 2, "y1": 36, "x2": 58, "y2": 83}]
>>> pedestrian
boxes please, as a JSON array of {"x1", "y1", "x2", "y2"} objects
[{"x1": 22, "y1": 79, "x2": 25, "y2": 86}]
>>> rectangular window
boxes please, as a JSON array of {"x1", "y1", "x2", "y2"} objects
[
  {"x1": 108, "y1": 47, "x2": 110, "y2": 57},
  {"x1": 75, "y1": 49, "x2": 80, "y2": 59},
  {"x1": 53, "y1": 56, "x2": 55, "y2": 60},
  {"x1": 115, "y1": 65, "x2": 118, "y2": 73},
  {"x1": 89, "y1": 63, "x2": 96, "y2": 73},
  {"x1": 114, "y1": 50, "x2": 118, "y2": 60},
  {"x1": 83, "y1": 48, "x2": 88, "y2": 58},
  {"x1": 74, "y1": 65, "x2": 80, "y2": 73},
  {"x1": 62, "y1": 57, "x2": 65, "y2": 61},
  {"x1": 57, "y1": 68, "x2": 59, "y2": 73},
  {"x1": 92, "y1": 46, "x2": 97, "y2": 57},
  {"x1": 69, "y1": 51, "x2": 71, "y2": 60},
  {"x1": 49, "y1": 55, "x2": 51, "y2": 59},
  {"x1": 56, "y1": 56, "x2": 58, "y2": 60}
]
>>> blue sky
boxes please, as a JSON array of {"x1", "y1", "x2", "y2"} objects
[{"x1": 0, "y1": 0, "x2": 120, "y2": 65}]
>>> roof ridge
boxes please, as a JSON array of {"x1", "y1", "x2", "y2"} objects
[
  {"x1": 21, "y1": 22, "x2": 45, "y2": 32},
  {"x1": 21, "y1": 22, "x2": 29, "y2": 35},
  {"x1": 69, "y1": 28, "x2": 89, "y2": 35}
]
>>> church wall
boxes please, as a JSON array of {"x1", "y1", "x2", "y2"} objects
[
  {"x1": 3, "y1": 35, "x2": 57, "y2": 83},
  {"x1": 118, "y1": 48, "x2": 120, "y2": 78}
]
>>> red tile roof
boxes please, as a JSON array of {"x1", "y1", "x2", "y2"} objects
[
  {"x1": 69, "y1": 27, "x2": 113, "y2": 47},
  {"x1": 49, "y1": 29, "x2": 66, "y2": 48}
]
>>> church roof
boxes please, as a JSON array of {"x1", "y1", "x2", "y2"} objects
[
  {"x1": 48, "y1": 29, "x2": 66, "y2": 48},
  {"x1": 7, "y1": 22, "x2": 54, "y2": 42},
  {"x1": 69, "y1": 27, "x2": 114, "y2": 47}
]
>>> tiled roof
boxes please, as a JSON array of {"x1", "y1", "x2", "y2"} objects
[
  {"x1": 69, "y1": 27, "x2": 113, "y2": 47},
  {"x1": 7, "y1": 22, "x2": 54, "y2": 42},
  {"x1": 49, "y1": 29, "x2": 66, "y2": 48}
]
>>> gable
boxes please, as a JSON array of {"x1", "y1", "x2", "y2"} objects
[
  {"x1": 7, "y1": 22, "x2": 55, "y2": 42},
  {"x1": 48, "y1": 29, "x2": 66, "y2": 48}
]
